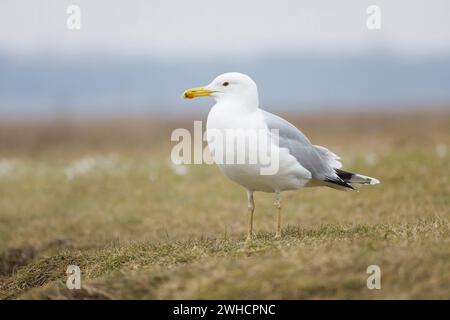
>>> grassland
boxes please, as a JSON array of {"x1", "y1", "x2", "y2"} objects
[{"x1": 0, "y1": 110, "x2": 449, "y2": 299}]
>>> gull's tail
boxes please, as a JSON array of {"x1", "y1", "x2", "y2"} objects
[
  {"x1": 321, "y1": 169, "x2": 380, "y2": 191},
  {"x1": 335, "y1": 169, "x2": 380, "y2": 186},
  {"x1": 313, "y1": 145, "x2": 380, "y2": 191}
]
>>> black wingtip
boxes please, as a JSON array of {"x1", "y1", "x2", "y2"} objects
[
  {"x1": 324, "y1": 177, "x2": 355, "y2": 190},
  {"x1": 334, "y1": 169, "x2": 354, "y2": 181}
]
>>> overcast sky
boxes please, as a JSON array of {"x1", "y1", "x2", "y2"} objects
[{"x1": 0, "y1": 0, "x2": 449, "y2": 58}]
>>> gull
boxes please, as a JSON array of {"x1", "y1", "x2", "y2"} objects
[{"x1": 183, "y1": 72, "x2": 380, "y2": 241}]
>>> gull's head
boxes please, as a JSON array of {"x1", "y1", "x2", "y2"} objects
[{"x1": 183, "y1": 72, "x2": 259, "y2": 108}]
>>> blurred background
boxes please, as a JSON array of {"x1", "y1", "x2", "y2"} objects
[{"x1": 0, "y1": 0, "x2": 450, "y2": 118}]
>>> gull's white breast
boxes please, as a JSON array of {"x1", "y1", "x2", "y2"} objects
[{"x1": 206, "y1": 102, "x2": 311, "y2": 192}]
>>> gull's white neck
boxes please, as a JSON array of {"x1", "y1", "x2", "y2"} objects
[
  {"x1": 206, "y1": 86, "x2": 261, "y2": 135},
  {"x1": 211, "y1": 93, "x2": 259, "y2": 115},
  {"x1": 207, "y1": 96, "x2": 261, "y2": 135}
]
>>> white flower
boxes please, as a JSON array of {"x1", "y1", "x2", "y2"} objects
[
  {"x1": 65, "y1": 157, "x2": 96, "y2": 180},
  {"x1": 64, "y1": 155, "x2": 117, "y2": 180},
  {"x1": 364, "y1": 152, "x2": 378, "y2": 166},
  {"x1": 0, "y1": 159, "x2": 17, "y2": 177},
  {"x1": 168, "y1": 159, "x2": 190, "y2": 176},
  {"x1": 435, "y1": 144, "x2": 447, "y2": 158}
]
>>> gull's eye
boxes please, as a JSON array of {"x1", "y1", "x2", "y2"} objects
[{"x1": 222, "y1": 82, "x2": 229, "y2": 86}]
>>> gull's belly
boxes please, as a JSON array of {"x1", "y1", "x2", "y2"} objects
[{"x1": 217, "y1": 151, "x2": 310, "y2": 192}]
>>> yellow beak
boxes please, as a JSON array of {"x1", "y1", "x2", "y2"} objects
[{"x1": 183, "y1": 86, "x2": 213, "y2": 99}]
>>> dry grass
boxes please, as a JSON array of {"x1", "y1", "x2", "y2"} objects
[{"x1": 0, "y1": 110, "x2": 449, "y2": 299}]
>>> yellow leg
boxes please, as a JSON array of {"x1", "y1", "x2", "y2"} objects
[
  {"x1": 274, "y1": 191, "x2": 282, "y2": 239},
  {"x1": 246, "y1": 191, "x2": 255, "y2": 242}
]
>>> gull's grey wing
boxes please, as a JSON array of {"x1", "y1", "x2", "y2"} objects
[{"x1": 262, "y1": 110, "x2": 338, "y2": 182}]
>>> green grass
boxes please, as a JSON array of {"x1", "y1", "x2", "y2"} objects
[{"x1": 0, "y1": 113, "x2": 449, "y2": 299}]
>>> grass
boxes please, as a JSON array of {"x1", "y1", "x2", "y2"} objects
[{"x1": 0, "y1": 111, "x2": 449, "y2": 299}]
